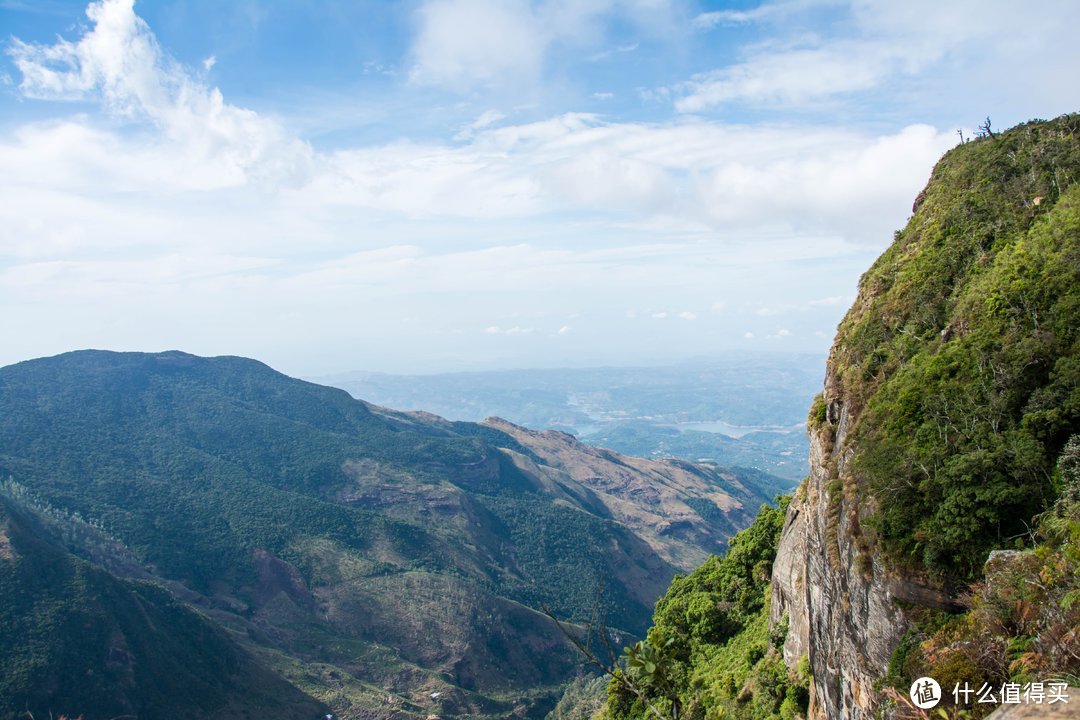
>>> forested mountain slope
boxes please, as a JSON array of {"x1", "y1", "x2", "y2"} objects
[
  {"x1": 0, "y1": 349, "x2": 774, "y2": 719},
  {"x1": 0, "y1": 492, "x2": 328, "y2": 720}
]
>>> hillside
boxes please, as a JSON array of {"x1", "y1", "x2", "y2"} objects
[
  {"x1": 0, "y1": 492, "x2": 328, "y2": 720},
  {"x1": 600, "y1": 114, "x2": 1080, "y2": 720},
  {"x1": 0, "y1": 349, "x2": 776, "y2": 720}
]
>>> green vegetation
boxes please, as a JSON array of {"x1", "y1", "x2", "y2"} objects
[
  {"x1": 0, "y1": 493, "x2": 326, "y2": 720},
  {"x1": 829, "y1": 114, "x2": 1080, "y2": 581},
  {"x1": 4, "y1": 349, "x2": 765, "y2": 718},
  {"x1": 604, "y1": 499, "x2": 809, "y2": 720},
  {"x1": 880, "y1": 435, "x2": 1080, "y2": 716},
  {"x1": 483, "y1": 496, "x2": 660, "y2": 634},
  {"x1": 0, "y1": 351, "x2": 655, "y2": 630},
  {"x1": 603, "y1": 115, "x2": 1080, "y2": 720},
  {"x1": 547, "y1": 675, "x2": 609, "y2": 720}
]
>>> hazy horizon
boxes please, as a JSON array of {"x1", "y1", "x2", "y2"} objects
[{"x1": 2, "y1": 1, "x2": 1077, "y2": 377}]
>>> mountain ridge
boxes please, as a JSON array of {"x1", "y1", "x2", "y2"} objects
[{"x1": 0, "y1": 348, "x2": 781, "y2": 719}]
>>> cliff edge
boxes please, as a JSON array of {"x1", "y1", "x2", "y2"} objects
[{"x1": 772, "y1": 114, "x2": 1079, "y2": 718}]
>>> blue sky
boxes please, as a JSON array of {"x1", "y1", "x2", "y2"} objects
[{"x1": 1, "y1": 0, "x2": 1077, "y2": 375}]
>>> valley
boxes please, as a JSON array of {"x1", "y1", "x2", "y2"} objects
[{"x1": 0, "y1": 350, "x2": 784, "y2": 720}]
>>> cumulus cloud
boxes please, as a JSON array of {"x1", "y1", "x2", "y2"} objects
[
  {"x1": 8, "y1": 0, "x2": 312, "y2": 187},
  {"x1": 410, "y1": 0, "x2": 547, "y2": 91},
  {"x1": 408, "y1": 0, "x2": 678, "y2": 93},
  {"x1": 679, "y1": 311, "x2": 697, "y2": 320},
  {"x1": 675, "y1": 0, "x2": 1080, "y2": 114},
  {"x1": 1, "y1": 0, "x2": 998, "y2": 372},
  {"x1": 330, "y1": 112, "x2": 949, "y2": 240}
]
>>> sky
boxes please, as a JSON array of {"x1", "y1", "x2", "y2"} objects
[{"x1": 1, "y1": 0, "x2": 1077, "y2": 376}]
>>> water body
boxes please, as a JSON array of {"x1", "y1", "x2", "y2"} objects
[{"x1": 668, "y1": 421, "x2": 805, "y2": 438}]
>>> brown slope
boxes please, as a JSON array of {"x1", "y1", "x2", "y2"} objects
[{"x1": 481, "y1": 416, "x2": 769, "y2": 571}]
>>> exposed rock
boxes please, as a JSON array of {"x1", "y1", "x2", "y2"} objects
[{"x1": 771, "y1": 395, "x2": 910, "y2": 719}]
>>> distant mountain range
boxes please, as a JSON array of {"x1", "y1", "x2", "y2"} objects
[
  {"x1": 0, "y1": 350, "x2": 784, "y2": 720},
  {"x1": 316, "y1": 355, "x2": 821, "y2": 482}
]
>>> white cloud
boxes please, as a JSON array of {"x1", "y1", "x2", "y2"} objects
[
  {"x1": 743, "y1": 331, "x2": 754, "y2": 339},
  {"x1": 557, "y1": 325, "x2": 572, "y2": 334},
  {"x1": 483, "y1": 325, "x2": 534, "y2": 335},
  {"x1": 294, "y1": 114, "x2": 950, "y2": 242},
  {"x1": 675, "y1": 41, "x2": 906, "y2": 112},
  {"x1": 455, "y1": 109, "x2": 506, "y2": 140},
  {"x1": 651, "y1": 311, "x2": 668, "y2": 319},
  {"x1": 410, "y1": 0, "x2": 547, "y2": 91},
  {"x1": 408, "y1": 0, "x2": 679, "y2": 93},
  {"x1": 679, "y1": 311, "x2": 697, "y2": 320},
  {"x1": 8, "y1": 0, "x2": 312, "y2": 187},
  {"x1": 673, "y1": 0, "x2": 1080, "y2": 114},
  {"x1": 4, "y1": 0, "x2": 1020, "y2": 373},
  {"x1": 692, "y1": 4, "x2": 782, "y2": 30}
]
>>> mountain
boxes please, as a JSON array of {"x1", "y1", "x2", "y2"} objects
[
  {"x1": 773, "y1": 113, "x2": 1079, "y2": 718},
  {"x1": 600, "y1": 114, "x2": 1079, "y2": 719},
  {"x1": 318, "y1": 356, "x2": 820, "y2": 482},
  {"x1": 0, "y1": 491, "x2": 328, "y2": 720},
  {"x1": 0, "y1": 349, "x2": 777, "y2": 720},
  {"x1": 481, "y1": 417, "x2": 773, "y2": 569}
]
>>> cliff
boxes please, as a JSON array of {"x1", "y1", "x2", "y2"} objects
[{"x1": 771, "y1": 114, "x2": 1080, "y2": 718}]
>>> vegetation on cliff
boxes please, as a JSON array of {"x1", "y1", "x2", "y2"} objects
[
  {"x1": 604, "y1": 499, "x2": 810, "y2": 720},
  {"x1": 602, "y1": 114, "x2": 1079, "y2": 720},
  {"x1": 883, "y1": 435, "x2": 1080, "y2": 717},
  {"x1": 829, "y1": 114, "x2": 1079, "y2": 581}
]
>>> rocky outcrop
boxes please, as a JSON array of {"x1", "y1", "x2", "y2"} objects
[
  {"x1": 769, "y1": 115, "x2": 1080, "y2": 719},
  {"x1": 771, "y1": 383, "x2": 910, "y2": 719}
]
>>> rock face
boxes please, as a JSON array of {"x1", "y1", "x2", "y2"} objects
[
  {"x1": 770, "y1": 379, "x2": 909, "y2": 719},
  {"x1": 769, "y1": 115, "x2": 1080, "y2": 719}
]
